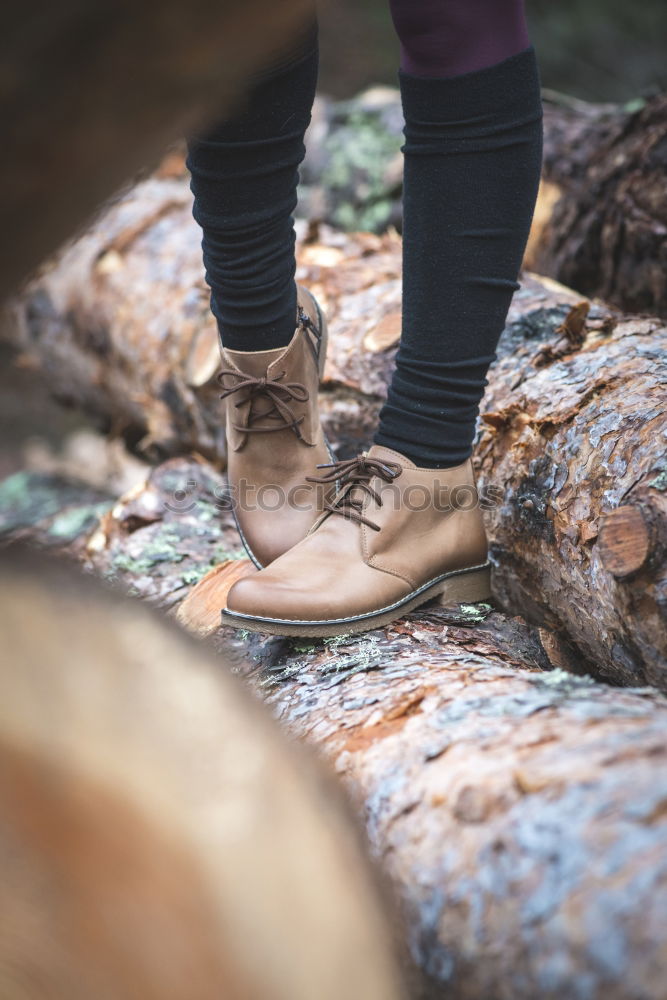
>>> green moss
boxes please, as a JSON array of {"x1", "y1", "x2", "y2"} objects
[
  {"x1": 180, "y1": 568, "x2": 209, "y2": 586},
  {"x1": 291, "y1": 640, "x2": 319, "y2": 654},
  {"x1": 324, "y1": 633, "x2": 354, "y2": 649},
  {"x1": 320, "y1": 107, "x2": 402, "y2": 232},
  {"x1": 0, "y1": 471, "x2": 64, "y2": 531},
  {"x1": 537, "y1": 667, "x2": 596, "y2": 689},
  {"x1": 48, "y1": 502, "x2": 112, "y2": 542},
  {"x1": 0, "y1": 471, "x2": 33, "y2": 507},
  {"x1": 209, "y1": 543, "x2": 245, "y2": 564},
  {"x1": 456, "y1": 602, "x2": 494, "y2": 624},
  {"x1": 649, "y1": 467, "x2": 667, "y2": 492},
  {"x1": 0, "y1": 471, "x2": 111, "y2": 538},
  {"x1": 110, "y1": 526, "x2": 187, "y2": 575},
  {"x1": 623, "y1": 97, "x2": 647, "y2": 114}
]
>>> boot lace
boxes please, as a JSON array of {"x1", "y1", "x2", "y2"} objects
[
  {"x1": 218, "y1": 369, "x2": 310, "y2": 447},
  {"x1": 218, "y1": 307, "x2": 319, "y2": 447},
  {"x1": 306, "y1": 454, "x2": 402, "y2": 531}
]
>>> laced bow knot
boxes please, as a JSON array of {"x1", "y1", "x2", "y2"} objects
[
  {"x1": 218, "y1": 367, "x2": 310, "y2": 448},
  {"x1": 306, "y1": 453, "x2": 402, "y2": 531}
]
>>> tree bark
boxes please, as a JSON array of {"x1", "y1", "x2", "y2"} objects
[
  {"x1": 3, "y1": 187, "x2": 395, "y2": 461},
  {"x1": 302, "y1": 239, "x2": 667, "y2": 691},
  {"x1": 526, "y1": 93, "x2": 667, "y2": 318},
  {"x1": 303, "y1": 88, "x2": 667, "y2": 318},
  {"x1": 4, "y1": 178, "x2": 225, "y2": 461},
  {"x1": 4, "y1": 463, "x2": 667, "y2": 1000},
  {"x1": 5, "y1": 203, "x2": 667, "y2": 687},
  {"x1": 235, "y1": 614, "x2": 667, "y2": 1000},
  {"x1": 477, "y1": 282, "x2": 667, "y2": 690}
]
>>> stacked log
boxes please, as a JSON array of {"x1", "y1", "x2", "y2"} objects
[
  {"x1": 1, "y1": 0, "x2": 314, "y2": 301},
  {"x1": 2, "y1": 70, "x2": 666, "y2": 998},
  {"x1": 5, "y1": 470, "x2": 667, "y2": 999},
  {"x1": 529, "y1": 94, "x2": 667, "y2": 318},
  {"x1": 0, "y1": 550, "x2": 405, "y2": 1000},
  {"x1": 7, "y1": 191, "x2": 665, "y2": 686},
  {"x1": 5, "y1": 179, "x2": 224, "y2": 461}
]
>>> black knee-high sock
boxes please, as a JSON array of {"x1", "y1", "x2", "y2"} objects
[
  {"x1": 375, "y1": 47, "x2": 543, "y2": 468},
  {"x1": 186, "y1": 24, "x2": 318, "y2": 351}
]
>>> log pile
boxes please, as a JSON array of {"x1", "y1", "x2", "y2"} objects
[
  {"x1": 6, "y1": 190, "x2": 666, "y2": 687},
  {"x1": 6, "y1": 179, "x2": 224, "y2": 461},
  {"x1": 478, "y1": 288, "x2": 667, "y2": 688},
  {"x1": 2, "y1": 66, "x2": 667, "y2": 999},
  {"x1": 303, "y1": 88, "x2": 667, "y2": 317},
  {"x1": 235, "y1": 617, "x2": 667, "y2": 1000},
  {"x1": 5, "y1": 469, "x2": 667, "y2": 999},
  {"x1": 6, "y1": 90, "x2": 666, "y2": 448},
  {"x1": 528, "y1": 93, "x2": 667, "y2": 318}
]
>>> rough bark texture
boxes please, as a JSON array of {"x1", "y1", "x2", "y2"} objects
[
  {"x1": 236, "y1": 623, "x2": 667, "y2": 1000},
  {"x1": 299, "y1": 245, "x2": 667, "y2": 690},
  {"x1": 4, "y1": 191, "x2": 666, "y2": 686},
  {"x1": 478, "y1": 285, "x2": 667, "y2": 690},
  {"x1": 3, "y1": 188, "x2": 394, "y2": 461},
  {"x1": 5, "y1": 178, "x2": 225, "y2": 461},
  {"x1": 1, "y1": 0, "x2": 313, "y2": 302},
  {"x1": 528, "y1": 94, "x2": 667, "y2": 318},
  {"x1": 3, "y1": 464, "x2": 667, "y2": 1000}
]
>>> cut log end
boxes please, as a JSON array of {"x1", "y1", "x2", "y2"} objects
[{"x1": 597, "y1": 505, "x2": 651, "y2": 578}]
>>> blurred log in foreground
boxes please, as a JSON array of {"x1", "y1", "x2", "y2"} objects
[
  {"x1": 6, "y1": 476, "x2": 667, "y2": 1000},
  {"x1": 1, "y1": 0, "x2": 313, "y2": 301},
  {"x1": 0, "y1": 550, "x2": 404, "y2": 1000},
  {"x1": 6, "y1": 196, "x2": 666, "y2": 688}
]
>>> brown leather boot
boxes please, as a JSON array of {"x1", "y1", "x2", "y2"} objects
[
  {"x1": 222, "y1": 444, "x2": 491, "y2": 636},
  {"x1": 218, "y1": 285, "x2": 334, "y2": 567}
]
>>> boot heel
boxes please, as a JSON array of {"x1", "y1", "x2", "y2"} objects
[{"x1": 436, "y1": 565, "x2": 491, "y2": 607}]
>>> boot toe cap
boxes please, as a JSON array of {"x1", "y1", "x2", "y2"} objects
[
  {"x1": 225, "y1": 573, "x2": 321, "y2": 623},
  {"x1": 224, "y1": 559, "x2": 406, "y2": 626},
  {"x1": 225, "y1": 575, "x2": 273, "y2": 619}
]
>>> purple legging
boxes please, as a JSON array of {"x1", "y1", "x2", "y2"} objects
[{"x1": 388, "y1": 0, "x2": 529, "y2": 77}]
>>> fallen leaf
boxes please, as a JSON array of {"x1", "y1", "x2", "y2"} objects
[{"x1": 556, "y1": 300, "x2": 590, "y2": 346}]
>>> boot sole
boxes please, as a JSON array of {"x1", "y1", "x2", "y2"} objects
[
  {"x1": 235, "y1": 288, "x2": 334, "y2": 571},
  {"x1": 221, "y1": 562, "x2": 492, "y2": 637}
]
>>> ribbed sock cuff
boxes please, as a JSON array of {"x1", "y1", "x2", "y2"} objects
[{"x1": 398, "y1": 45, "x2": 542, "y2": 125}]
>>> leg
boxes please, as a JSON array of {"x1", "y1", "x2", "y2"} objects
[
  {"x1": 376, "y1": 0, "x2": 543, "y2": 467},
  {"x1": 187, "y1": 16, "x2": 335, "y2": 568},
  {"x1": 222, "y1": 2, "x2": 543, "y2": 636},
  {"x1": 389, "y1": 0, "x2": 529, "y2": 78},
  {"x1": 186, "y1": 20, "x2": 318, "y2": 351}
]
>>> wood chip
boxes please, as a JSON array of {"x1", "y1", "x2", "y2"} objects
[{"x1": 176, "y1": 559, "x2": 256, "y2": 635}]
